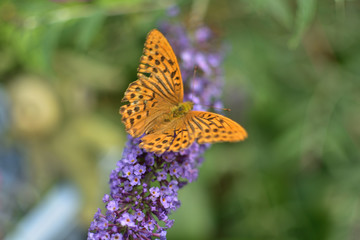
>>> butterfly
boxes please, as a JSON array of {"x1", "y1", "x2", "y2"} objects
[{"x1": 120, "y1": 29, "x2": 247, "y2": 154}]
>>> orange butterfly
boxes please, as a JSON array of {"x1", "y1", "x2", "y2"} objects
[{"x1": 120, "y1": 29, "x2": 247, "y2": 154}]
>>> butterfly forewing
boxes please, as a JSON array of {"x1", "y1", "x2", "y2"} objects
[
  {"x1": 121, "y1": 29, "x2": 183, "y2": 138},
  {"x1": 138, "y1": 29, "x2": 184, "y2": 103}
]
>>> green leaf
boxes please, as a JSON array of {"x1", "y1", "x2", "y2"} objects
[
  {"x1": 240, "y1": 0, "x2": 293, "y2": 29},
  {"x1": 269, "y1": 0, "x2": 293, "y2": 29},
  {"x1": 289, "y1": 0, "x2": 317, "y2": 48},
  {"x1": 41, "y1": 22, "x2": 64, "y2": 73},
  {"x1": 76, "y1": 9, "x2": 105, "y2": 50}
]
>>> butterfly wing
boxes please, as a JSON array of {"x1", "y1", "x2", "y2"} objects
[
  {"x1": 138, "y1": 29, "x2": 184, "y2": 103},
  {"x1": 139, "y1": 116, "x2": 196, "y2": 154},
  {"x1": 120, "y1": 79, "x2": 174, "y2": 138},
  {"x1": 187, "y1": 111, "x2": 247, "y2": 143},
  {"x1": 139, "y1": 111, "x2": 247, "y2": 154},
  {"x1": 120, "y1": 29, "x2": 184, "y2": 137}
]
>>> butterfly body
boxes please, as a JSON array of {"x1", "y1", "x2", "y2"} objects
[
  {"x1": 120, "y1": 29, "x2": 247, "y2": 154},
  {"x1": 170, "y1": 101, "x2": 194, "y2": 119}
]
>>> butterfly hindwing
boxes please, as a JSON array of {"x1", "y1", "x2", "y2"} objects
[
  {"x1": 139, "y1": 132, "x2": 174, "y2": 154},
  {"x1": 139, "y1": 116, "x2": 196, "y2": 154},
  {"x1": 138, "y1": 109, "x2": 248, "y2": 153},
  {"x1": 187, "y1": 111, "x2": 247, "y2": 144},
  {"x1": 120, "y1": 101, "x2": 149, "y2": 137},
  {"x1": 120, "y1": 95, "x2": 175, "y2": 138}
]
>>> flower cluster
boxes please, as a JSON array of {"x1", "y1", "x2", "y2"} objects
[{"x1": 88, "y1": 21, "x2": 226, "y2": 240}]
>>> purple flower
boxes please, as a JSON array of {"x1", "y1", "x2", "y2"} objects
[
  {"x1": 149, "y1": 186, "x2": 160, "y2": 197},
  {"x1": 169, "y1": 163, "x2": 182, "y2": 178},
  {"x1": 158, "y1": 211, "x2": 168, "y2": 221},
  {"x1": 183, "y1": 168, "x2": 199, "y2": 183},
  {"x1": 87, "y1": 232, "x2": 96, "y2": 240},
  {"x1": 106, "y1": 200, "x2": 118, "y2": 212},
  {"x1": 144, "y1": 219, "x2": 156, "y2": 231},
  {"x1": 121, "y1": 165, "x2": 133, "y2": 178},
  {"x1": 145, "y1": 154, "x2": 155, "y2": 166},
  {"x1": 123, "y1": 152, "x2": 137, "y2": 164},
  {"x1": 128, "y1": 174, "x2": 141, "y2": 186},
  {"x1": 162, "y1": 152, "x2": 176, "y2": 162},
  {"x1": 119, "y1": 212, "x2": 135, "y2": 227},
  {"x1": 160, "y1": 195, "x2": 172, "y2": 209},
  {"x1": 156, "y1": 170, "x2": 167, "y2": 181},
  {"x1": 168, "y1": 180, "x2": 179, "y2": 193},
  {"x1": 96, "y1": 218, "x2": 109, "y2": 230},
  {"x1": 180, "y1": 49, "x2": 195, "y2": 68},
  {"x1": 93, "y1": 208, "x2": 102, "y2": 220},
  {"x1": 111, "y1": 225, "x2": 118, "y2": 233},
  {"x1": 88, "y1": 19, "x2": 227, "y2": 240},
  {"x1": 160, "y1": 230, "x2": 167, "y2": 240},
  {"x1": 195, "y1": 26, "x2": 212, "y2": 42},
  {"x1": 135, "y1": 209, "x2": 145, "y2": 221},
  {"x1": 195, "y1": 53, "x2": 211, "y2": 75},
  {"x1": 102, "y1": 194, "x2": 110, "y2": 203},
  {"x1": 100, "y1": 232, "x2": 110, "y2": 240},
  {"x1": 208, "y1": 53, "x2": 223, "y2": 67},
  {"x1": 123, "y1": 180, "x2": 133, "y2": 192},
  {"x1": 166, "y1": 219, "x2": 175, "y2": 228},
  {"x1": 111, "y1": 233, "x2": 123, "y2": 240},
  {"x1": 133, "y1": 164, "x2": 146, "y2": 175}
]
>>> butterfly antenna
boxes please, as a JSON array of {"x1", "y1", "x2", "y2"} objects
[
  {"x1": 206, "y1": 105, "x2": 231, "y2": 112},
  {"x1": 190, "y1": 65, "x2": 231, "y2": 112},
  {"x1": 195, "y1": 102, "x2": 232, "y2": 112},
  {"x1": 218, "y1": 107, "x2": 231, "y2": 112}
]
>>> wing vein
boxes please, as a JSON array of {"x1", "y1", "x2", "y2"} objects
[
  {"x1": 153, "y1": 75, "x2": 175, "y2": 101},
  {"x1": 140, "y1": 79, "x2": 173, "y2": 102},
  {"x1": 190, "y1": 117, "x2": 203, "y2": 131},
  {"x1": 194, "y1": 116, "x2": 210, "y2": 129}
]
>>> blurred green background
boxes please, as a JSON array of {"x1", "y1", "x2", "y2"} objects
[{"x1": 1, "y1": 0, "x2": 360, "y2": 239}]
